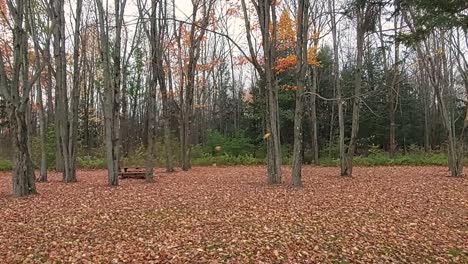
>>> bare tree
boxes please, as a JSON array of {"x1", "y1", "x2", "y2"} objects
[
  {"x1": 291, "y1": 0, "x2": 310, "y2": 186},
  {"x1": 49, "y1": 0, "x2": 81, "y2": 182},
  {"x1": 403, "y1": 9, "x2": 465, "y2": 177},
  {"x1": 0, "y1": 0, "x2": 44, "y2": 196},
  {"x1": 342, "y1": 0, "x2": 378, "y2": 176},
  {"x1": 327, "y1": 0, "x2": 346, "y2": 176},
  {"x1": 28, "y1": 2, "x2": 50, "y2": 182},
  {"x1": 95, "y1": 0, "x2": 127, "y2": 185},
  {"x1": 241, "y1": 0, "x2": 282, "y2": 184},
  {"x1": 68, "y1": 0, "x2": 84, "y2": 182},
  {"x1": 181, "y1": 0, "x2": 215, "y2": 171}
]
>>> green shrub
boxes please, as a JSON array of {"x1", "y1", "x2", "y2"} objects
[
  {"x1": 0, "y1": 159, "x2": 12, "y2": 171},
  {"x1": 205, "y1": 130, "x2": 254, "y2": 157},
  {"x1": 30, "y1": 127, "x2": 58, "y2": 169},
  {"x1": 191, "y1": 144, "x2": 205, "y2": 159},
  {"x1": 368, "y1": 144, "x2": 383, "y2": 155},
  {"x1": 77, "y1": 156, "x2": 106, "y2": 169},
  {"x1": 253, "y1": 142, "x2": 267, "y2": 159},
  {"x1": 193, "y1": 154, "x2": 263, "y2": 166},
  {"x1": 319, "y1": 153, "x2": 451, "y2": 167},
  {"x1": 121, "y1": 145, "x2": 147, "y2": 167}
]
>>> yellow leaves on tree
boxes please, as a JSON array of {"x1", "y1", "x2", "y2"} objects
[
  {"x1": 307, "y1": 45, "x2": 320, "y2": 67},
  {"x1": 277, "y1": 10, "x2": 295, "y2": 51},
  {"x1": 308, "y1": 31, "x2": 320, "y2": 66},
  {"x1": 274, "y1": 11, "x2": 321, "y2": 73}
]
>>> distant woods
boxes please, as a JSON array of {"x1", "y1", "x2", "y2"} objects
[{"x1": 0, "y1": 0, "x2": 467, "y2": 195}]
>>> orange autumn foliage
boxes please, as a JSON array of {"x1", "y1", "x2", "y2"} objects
[
  {"x1": 274, "y1": 11, "x2": 321, "y2": 73},
  {"x1": 274, "y1": 45, "x2": 320, "y2": 74},
  {"x1": 281, "y1": 84, "x2": 297, "y2": 91},
  {"x1": 275, "y1": 55, "x2": 296, "y2": 73}
]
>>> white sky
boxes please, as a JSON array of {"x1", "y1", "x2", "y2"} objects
[{"x1": 124, "y1": 0, "x2": 203, "y2": 21}]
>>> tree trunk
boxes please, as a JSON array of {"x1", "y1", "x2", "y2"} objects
[
  {"x1": 145, "y1": 87, "x2": 156, "y2": 182},
  {"x1": 343, "y1": 8, "x2": 366, "y2": 177},
  {"x1": 121, "y1": 66, "x2": 129, "y2": 157},
  {"x1": 328, "y1": 0, "x2": 346, "y2": 175},
  {"x1": 181, "y1": 1, "x2": 213, "y2": 171},
  {"x1": 67, "y1": 0, "x2": 84, "y2": 182},
  {"x1": 160, "y1": 78, "x2": 174, "y2": 172},
  {"x1": 54, "y1": 116, "x2": 63, "y2": 171},
  {"x1": 423, "y1": 79, "x2": 430, "y2": 152},
  {"x1": 388, "y1": 11, "x2": 401, "y2": 158},
  {"x1": 53, "y1": 0, "x2": 75, "y2": 182},
  {"x1": 36, "y1": 67, "x2": 48, "y2": 182},
  {"x1": 292, "y1": 0, "x2": 309, "y2": 187},
  {"x1": 310, "y1": 66, "x2": 319, "y2": 164},
  {"x1": 0, "y1": 2, "x2": 38, "y2": 195},
  {"x1": 11, "y1": 105, "x2": 37, "y2": 196},
  {"x1": 263, "y1": 1, "x2": 282, "y2": 184},
  {"x1": 95, "y1": 0, "x2": 123, "y2": 186}
]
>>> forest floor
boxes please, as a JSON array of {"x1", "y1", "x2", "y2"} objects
[{"x1": 0, "y1": 166, "x2": 467, "y2": 263}]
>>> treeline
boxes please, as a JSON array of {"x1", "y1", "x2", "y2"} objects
[{"x1": 0, "y1": 0, "x2": 467, "y2": 195}]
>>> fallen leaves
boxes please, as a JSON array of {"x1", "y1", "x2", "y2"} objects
[{"x1": 0, "y1": 166, "x2": 467, "y2": 263}]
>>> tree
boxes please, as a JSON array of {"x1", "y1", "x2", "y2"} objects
[
  {"x1": 291, "y1": 0, "x2": 310, "y2": 186},
  {"x1": 241, "y1": 0, "x2": 282, "y2": 184},
  {"x1": 400, "y1": 0, "x2": 467, "y2": 40},
  {"x1": 328, "y1": 0, "x2": 346, "y2": 176},
  {"x1": 181, "y1": 0, "x2": 215, "y2": 171},
  {"x1": 0, "y1": 0, "x2": 42, "y2": 196},
  {"x1": 154, "y1": 1, "x2": 174, "y2": 173},
  {"x1": 401, "y1": 1, "x2": 467, "y2": 177},
  {"x1": 143, "y1": 0, "x2": 170, "y2": 181},
  {"x1": 307, "y1": 0, "x2": 328, "y2": 165},
  {"x1": 342, "y1": 0, "x2": 379, "y2": 176},
  {"x1": 28, "y1": 1, "x2": 50, "y2": 182},
  {"x1": 95, "y1": 0, "x2": 126, "y2": 185},
  {"x1": 50, "y1": 0, "x2": 82, "y2": 182}
]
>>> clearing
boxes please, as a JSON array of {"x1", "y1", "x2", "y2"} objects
[{"x1": 0, "y1": 166, "x2": 467, "y2": 263}]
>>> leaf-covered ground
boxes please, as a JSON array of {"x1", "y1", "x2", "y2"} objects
[{"x1": 0, "y1": 166, "x2": 467, "y2": 263}]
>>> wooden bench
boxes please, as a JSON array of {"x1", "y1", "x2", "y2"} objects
[{"x1": 119, "y1": 167, "x2": 146, "y2": 179}]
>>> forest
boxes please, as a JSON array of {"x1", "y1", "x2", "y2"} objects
[{"x1": 0, "y1": 0, "x2": 467, "y2": 262}]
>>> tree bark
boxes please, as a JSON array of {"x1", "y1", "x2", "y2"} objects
[
  {"x1": 52, "y1": 0, "x2": 76, "y2": 182},
  {"x1": 310, "y1": 66, "x2": 319, "y2": 164},
  {"x1": 95, "y1": 0, "x2": 125, "y2": 185},
  {"x1": 343, "y1": 2, "x2": 373, "y2": 176},
  {"x1": 388, "y1": 10, "x2": 401, "y2": 158},
  {"x1": 145, "y1": 84, "x2": 156, "y2": 182},
  {"x1": 240, "y1": 0, "x2": 282, "y2": 184},
  {"x1": 0, "y1": 0, "x2": 39, "y2": 196},
  {"x1": 67, "y1": 0, "x2": 84, "y2": 182},
  {"x1": 292, "y1": 0, "x2": 309, "y2": 187},
  {"x1": 12, "y1": 105, "x2": 37, "y2": 196},
  {"x1": 328, "y1": 0, "x2": 346, "y2": 176},
  {"x1": 181, "y1": 0, "x2": 214, "y2": 171},
  {"x1": 35, "y1": 57, "x2": 48, "y2": 182}
]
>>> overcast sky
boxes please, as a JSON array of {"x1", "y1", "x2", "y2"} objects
[{"x1": 123, "y1": 0, "x2": 195, "y2": 20}]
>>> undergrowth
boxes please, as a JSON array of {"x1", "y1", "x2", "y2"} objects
[{"x1": 0, "y1": 152, "x2": 463, "y2": 171}]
